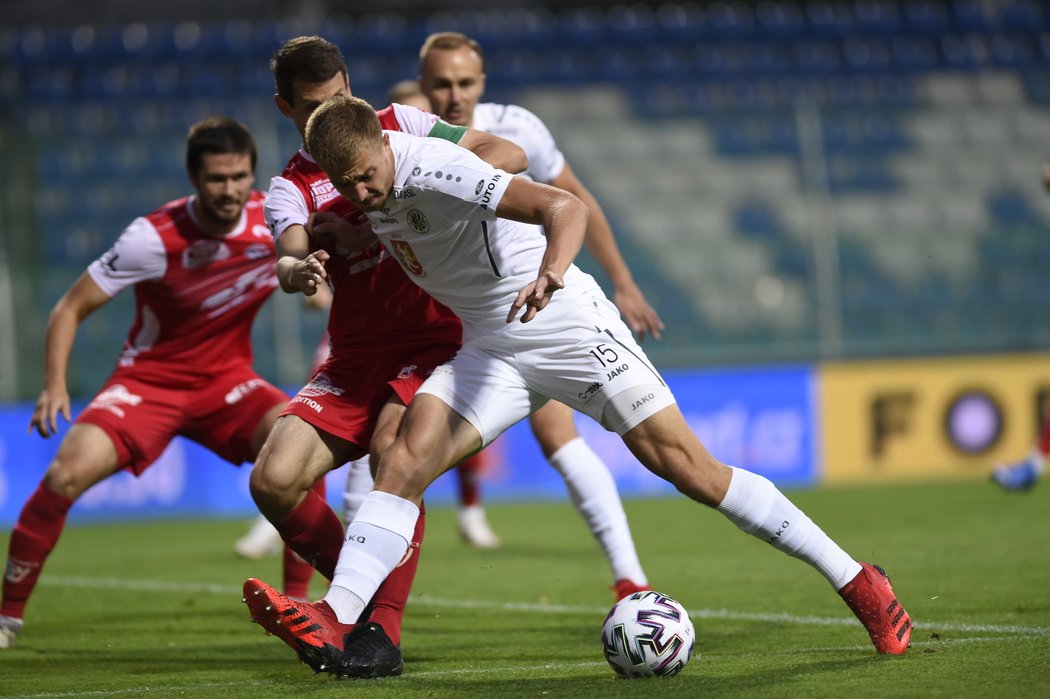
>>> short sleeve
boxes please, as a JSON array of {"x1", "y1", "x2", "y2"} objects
[
  {"x1": 265, "y1": 176, "x2": 310, "y2": 242},
  {"x1": 512, "y1": 105, "x2": 565, "y2": 184},
  {"x1": 391, "y1": 103, "x2": 442, "y2": 137},
  {"x1": 404, "y1": 138, "x2": 514, "y2": 222},
  {"x1": 86, "y1": 218, "x2": 167, "y2": 297}
]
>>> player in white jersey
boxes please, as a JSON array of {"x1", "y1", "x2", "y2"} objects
[
  {"x1": 417, "y1": 32, "x2": 662, "y2": 587},
  {"x1": 242, "y1": 95, "x2": 914, "y2": 677}
]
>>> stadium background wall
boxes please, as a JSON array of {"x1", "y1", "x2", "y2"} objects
[{"x1": 1, "y1": 353, "x2": 1042, "y2": 528}]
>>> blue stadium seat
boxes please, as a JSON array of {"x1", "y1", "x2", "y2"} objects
[
  {"x1": 903, "y1": 0, "x2": 953, "y2": 34},
  {"x1": 706, "y1": 1, "x2": 757, "y2": 38},
  {"x1": 756, "y1": 1, "x2": 807, "y2": 38},
  {"x1": 853, "y1": 0, "x2": 901, "y2": 35},
  {"x1": 805, "y1": 1, "x2": 856, "y2": 36}
]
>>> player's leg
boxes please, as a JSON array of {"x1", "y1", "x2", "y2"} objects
[
  {"x1": 1, "y1": 424, "x2": 120, "y2": 648},
  {"x1": 245, "y1": 402, "x2": 323, "y2": 599},
  {"x1": 249, "y1": 414, "x2": 356, "y2": 579},
  {"x1": 619, "y1": 404, "x2": 911, "y2": 654},
  {"x1": 342, "y1": 456, "x2": 373, "y2": 523},
  {"x1": 323, "y1": 393, "x2": 484, "y2": 632},
  {"x1": 455, "y1": 451, "x2": 501, "y2": 548},
  {"x1": 528, "y1": 400, "x2": 649, "y2": 598}
]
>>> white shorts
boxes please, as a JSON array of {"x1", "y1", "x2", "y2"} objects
[{"x1": 417, "y1": 287, "x2": 676, "y2": 446}]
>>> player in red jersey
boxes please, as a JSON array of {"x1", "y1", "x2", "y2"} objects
[
  {"x1": 0, "y1": 118, "x2": 289, "y2": 650},
  {"x1": 241, "y1": 36, "x2": 526, "y2": 678}
]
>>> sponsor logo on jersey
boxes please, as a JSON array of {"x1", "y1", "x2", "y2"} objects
[
  {"x1": 99, "y1": 249, "x2": 121, "y2": 275},
  {"x1": 299, "y1": 373, "x2": 346, "y2": 398},
  {"x1": 396, "y1": 364, "x2": 418, "y2": 379},
  {"x1": 390, "y1": 239, "x2": 425, "y2": 276},
  {"x1": 201, "y1": 266, "x2": 279, "y2": 319},
  {"x1": 407, "y1": 209, "x2": 429, "y2": 234},
  {"x1": 292, "y1": 396, "x2": 324, "y2": 413},
  {"x1": 310, "y1": 179, "x2": 340, "y2": 208},
  {"x1": 480, "y1": 173, "x2": 503, "y2": 210},
  {"x1": 631, "y1": 392, "x2": 656, "y2": 411},
  {"x1": 183, "y1": 239, "x2": 230, "y2": 269},
  {"x1": 244, "y1": 243, "x2": 271, "y2": 260},
  {"x1": 475, "y1": 180, "x2": 484, "y2": 195},
  {"x1": 4, "y1": 557, "x2": 36, "y2": 584},
  {"x1": 252, "y1": 224, "x2": 271, "y2": 239},
  {"x1": 87, "y1": 383, "x2": 144, "y2": 419},
  {"x1": 606, "y1": 363, "x2": 630, "y2": 381},
  {"x1": 225, "y1": 378, "x2": 266, "y2": 404},
  {"x1": 578, "y1": 381, "x2": 604, "y2": 402},
  {"x1": 394, "y1": 188, "x2": 416, "y2": 200},
  {"x1": 412, "y1": 166, "x2": 421, "y2": 176}
]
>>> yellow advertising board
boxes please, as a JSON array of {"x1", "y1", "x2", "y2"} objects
[{"x1": 819, "y1": 352, "x2": 1050, "y2": 485}]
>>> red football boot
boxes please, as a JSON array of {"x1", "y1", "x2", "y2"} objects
[
  {"x1": 839, "y1": 562, "x2": 912, "y2": 654},
  {"x1": 242, "y1": 578, "x2": 354, "y2": 673},
  {"x1": 613, "y1": 578, "x2": 652, "y2": 602}
]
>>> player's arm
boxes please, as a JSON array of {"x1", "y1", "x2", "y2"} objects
[
  {"x1": 497, "y1": 177, "x2": 589, "y2": 323},
  {"x1": 274, "y1": 223, "x2": 330, "y2": 297},
  {"x1": 396, "y1": 104, "x2": 528, "y2": 174},
  {"x1": 457, "y1": 129, "x2": 528, "y2": 174},
  {"x1": 29, "y1": 273, "x2": 111, "y2": 437},
  {"x1": 549, "y1": 162, "x2": 664, "y2": 341}
]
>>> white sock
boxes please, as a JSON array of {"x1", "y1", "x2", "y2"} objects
[
  {"x1": 342, "y1": 456, "x2": 375, "y2": 524},
  {"x1": 549, "y1": 437, "x2": 647, "y2": 585},
  {"x1": 1029, "y1": 448, "x2": 1047, "y2": 475},
  {"x1": 324, "y1": 490, "x2": 419, "y2": 624},
  {"x1": 716, "y1": 467, "x2": 861, "y2": 590}
]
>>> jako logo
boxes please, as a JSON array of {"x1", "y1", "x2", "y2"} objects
[{"x1": 767, "y1": 520, "x2": 790, "y2": 545}]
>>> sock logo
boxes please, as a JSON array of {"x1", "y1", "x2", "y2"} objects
[
  {"x1": 4, "y1": 558, "x2": 37, "y2": 584},
  {"x1": 767, "y1": 519, "x2": 790, "y2": 545}
]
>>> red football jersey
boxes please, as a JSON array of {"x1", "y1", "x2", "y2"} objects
[
  {"x1": 266, "y1": 105, "x2": 462, "y2": 355},
  {"x1": 88, "y1": 192, "x2": 279, "y2": 382}
]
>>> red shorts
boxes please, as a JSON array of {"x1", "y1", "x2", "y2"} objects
[
  {"x1": 282, "y1": 338, "x2": 461, "y2": 451},
  {"x1": 76, "y1": 365, "x2": 288, "y2": 475}
]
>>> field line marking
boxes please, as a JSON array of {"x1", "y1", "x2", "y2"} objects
[{"x1": 40, "y1": 575, "x2": 1050, "y2": 638}]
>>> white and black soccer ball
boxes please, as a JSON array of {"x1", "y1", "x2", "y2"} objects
[{"x1": 600, "y1": 591, "x2": 696, "y2": 678}]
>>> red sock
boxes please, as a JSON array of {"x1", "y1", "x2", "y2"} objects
[
  {"x1": 367, "y1": 501, "x2": 425, "y2": 646},
  {"x1": 274, "y1": 485, "x2": 343, "y2": 581},
  {"x1": 282, "y1": 478, "x2": 326, "y2": 598},
  {"x1": 2, "y1": 484, "x2": 75, "y2": 619},
  {"x1": 1038, "y1": 413, "x2": 1050, "y2": 456},
  {"x1": 457, "y1": 453, "x2": 485, "y2": 508}
]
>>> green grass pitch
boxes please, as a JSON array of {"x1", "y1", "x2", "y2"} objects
[{"x1": 1, "y1": 480, "x2": 1048, "y2": 698}]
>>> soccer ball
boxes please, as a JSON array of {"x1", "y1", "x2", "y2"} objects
[{"x1": 600, "y1": 591, "x2": 696, "y2": 678}]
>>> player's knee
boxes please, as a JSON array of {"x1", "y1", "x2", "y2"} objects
[
  {"x1": 249, "y1": 458, "x2": 304, "y2": 509},
  {"x1": 42, "y1": 455, "x2": 95, "y2": 500},
  {"x1": 373, "y1": 441, "x2": 429, "y2": 499}
]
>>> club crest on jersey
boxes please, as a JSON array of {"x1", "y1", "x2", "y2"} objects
[
  {"x1": 390, "y1": 239, "x2": 425, "y2": 277},
  {"x1": 407, "y1": 209, "x2": 429, "y2": 234},
  {"x1": 183, "y1": 239, "x2": 230, "y2": 269}
]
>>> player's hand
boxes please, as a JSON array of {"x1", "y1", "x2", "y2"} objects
[
  {"x1": 307, "y1": 211, "x2": 378, "y2": 252},
  {"x1": 28, "y1": 385, "x2": 71, "y2": 438},
  {"x1": 614, "y1": 284, "x2": 665, "y2": 341},
  {"x1": 508, "y1": 271, "x2": 564, "y2": 324},
  {"x1": 289, "y1": 250, "x2": 330, "y2": 296}
]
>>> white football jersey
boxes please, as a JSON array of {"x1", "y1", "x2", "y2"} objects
[
  {"x1": 368, "y1": 131, "x2": 597, "y2": 337},
  {"x1": 471, "y1": 103, "x2": 565, "y2": 184}
]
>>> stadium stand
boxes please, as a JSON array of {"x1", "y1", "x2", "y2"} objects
[{"x1": 1, "y1": 0, "x2": 1049, "y2": 397}]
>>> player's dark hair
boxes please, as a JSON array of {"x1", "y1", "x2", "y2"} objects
[
  {"x1": 271, "y1": 35, "x2": 349, "y2": 104},
  {"x1": 419, "y1": 31, "x2": 485, "y2": 71},
  {"x1": 185, "y1": 116, "x2": 257, "y2": 176}
]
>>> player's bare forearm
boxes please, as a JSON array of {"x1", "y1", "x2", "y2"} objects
[{"x1": 460, "y1": 130, "x2": 528, "y2": 174}]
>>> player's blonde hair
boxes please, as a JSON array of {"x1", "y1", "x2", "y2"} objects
[
  {"x1": 304, "y1": 95, "x2": 383, "y2": 177},
  {"x1": 418, "y1": 31, "x2": 485, "y2": 71}
]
